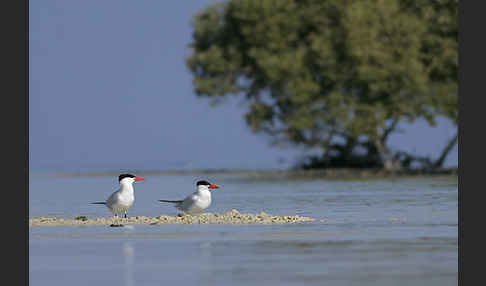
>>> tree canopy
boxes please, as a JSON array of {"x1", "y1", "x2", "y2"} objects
[{"x1": 186, "y1": 0, "x2": 458, "y2": 170}]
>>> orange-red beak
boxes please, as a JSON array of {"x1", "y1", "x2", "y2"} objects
[
  {"x1": 134, "y1": 177, "x2": 145, "y2": 182},
  {"x1": 208, "y1": 184, "x2": 220, "y2": 189}
]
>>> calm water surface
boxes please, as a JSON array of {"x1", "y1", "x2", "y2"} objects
[{"x1": 29, "y1": 172, "x2": 458, "y2": 286}]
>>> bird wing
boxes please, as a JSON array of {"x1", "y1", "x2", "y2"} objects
[
  {"x1": 105, "y1": 189, "x2": 120, "y2": 205},
  {"x1": 179, "y1": 193, "x2": 198, "y2": 209}
]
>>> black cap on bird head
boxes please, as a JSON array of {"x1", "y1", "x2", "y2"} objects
[
  {"x1": 196, "y1": 180, "x2": 211, "y2": 186},
  {"x1": 196, "y1": 180, "x2": 220, "y2": 189},
  {"x1": 119, "y1": 174, "x2": 136, "y2": 182}
]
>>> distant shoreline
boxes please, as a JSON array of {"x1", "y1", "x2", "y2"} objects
[{"x1": 40, "y1": 167, "x2": 458, "y2": 180}]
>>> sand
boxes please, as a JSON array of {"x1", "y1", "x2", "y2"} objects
[{"x1": 29, "y1": 209, "x2": 315, "y2": 227}]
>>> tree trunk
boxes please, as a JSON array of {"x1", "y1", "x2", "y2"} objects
[
  {"x1": 380, "y1": 119, "x2": 401, "y2": 171},
  {"x1": 373, "y1": 139, "x2": 394, "y2": 171}
]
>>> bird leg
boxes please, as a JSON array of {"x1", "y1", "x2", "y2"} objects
[{"x1": 110, "y1": 214, "x2": 124, "y2": 227}]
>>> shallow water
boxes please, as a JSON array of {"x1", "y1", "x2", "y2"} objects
[{"x1": 29, "y1": 172, "x2": 458, "y2": 286}]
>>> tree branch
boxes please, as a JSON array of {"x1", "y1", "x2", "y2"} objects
[
  {"x1": 433, "y1": 132, "x2": 458, "y2": 168},
  {"x1": 381, "y1": 118, "x2": 399, "y2": 144}
]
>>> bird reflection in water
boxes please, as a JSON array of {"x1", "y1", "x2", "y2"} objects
[{"x1": 123, "y1": 241, "x2": 135, "y2": 286}]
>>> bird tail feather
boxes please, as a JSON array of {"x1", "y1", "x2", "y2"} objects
[{"x1": 158, "y1": 200, "x2": 183, "y2": 204}]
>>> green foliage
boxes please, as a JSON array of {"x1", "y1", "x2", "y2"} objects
[{"x1": 186, "y1": 0, "x2": 458, "y2": 169}]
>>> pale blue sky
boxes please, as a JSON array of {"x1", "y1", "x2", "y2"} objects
[{"x1": 29, "y1": 0, "x2": 458, "y2": 172}]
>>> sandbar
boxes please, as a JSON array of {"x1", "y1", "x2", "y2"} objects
[{"x1": 29, "y1": 209, "x2": 315, "y2": 227}]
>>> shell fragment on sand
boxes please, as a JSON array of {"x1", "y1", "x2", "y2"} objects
[{"x1": 29, "y1": 209, "x2": 315, "y2": 226}]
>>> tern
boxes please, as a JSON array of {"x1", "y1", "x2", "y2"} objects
[
  {"x1": 158, "y1": 180, "x2": 220, "y2": 215},
  {"x1": 91, "y1": 174, "x2": 145, "y2": 219}
]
